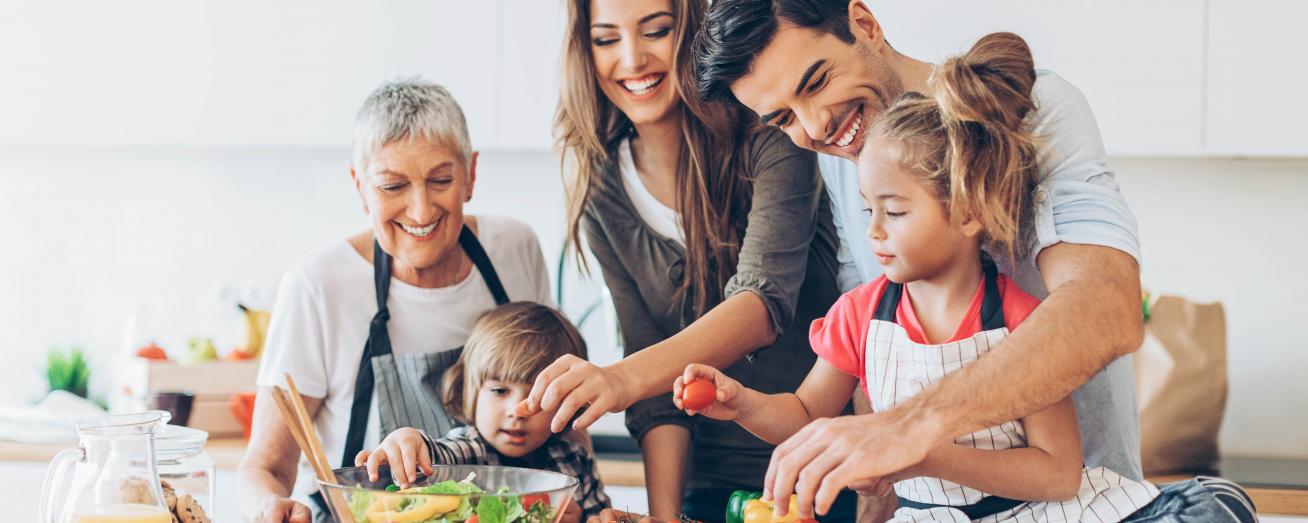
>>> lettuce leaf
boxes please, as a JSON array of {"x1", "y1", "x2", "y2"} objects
[
  {"x1": 412, "y1": 480, "x2": 484, "y2": 496},
  {"x1": 504, "y1": 495, "x2": 526, "y2": 522},
  {"x1": 476, "y1": 495, "x2": 507, "y2": 523}
]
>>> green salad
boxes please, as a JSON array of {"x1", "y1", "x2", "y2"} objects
[{"x1": 345, "y1": 476, "x2": 555, "y2": 523}]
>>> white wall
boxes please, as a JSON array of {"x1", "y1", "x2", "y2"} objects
[
  {"x1": 1, "y1": 148, "x2": 1305, "y2": 457},
  {"x1": 1, "y1": 0, "x2": 1304, "y2": 460},
  {"x1": 1114, "y1": 158, "x2": 1308, "y2": 458}
]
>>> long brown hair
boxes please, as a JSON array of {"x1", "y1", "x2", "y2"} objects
[
  {"x1": 555, "y1": 0, "x2": 755, "y2": 316},
  {"x1": 869, "y1": 32, "x2": 1039, "y2": 261}
]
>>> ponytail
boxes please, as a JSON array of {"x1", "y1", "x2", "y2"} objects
[{"x1": 932, "y1": 32, "x2": 1040, "y2": 261}]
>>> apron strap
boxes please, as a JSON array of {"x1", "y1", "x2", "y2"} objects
[
  {"x1": 978, "y1": 260, "x2": 1006, "y2": 331},
  {"x1": 873, "y1": 280, "x2": 902, "y2": 323},
  {"x1": 339, "y1": 240, "x2": 394, "y2": 467},
  {"x1": 872, "y1": 260, "x2": 1006, "y2": 329},
  {"x1": 897, "y1": 494, "x2": 1025, "y2": 520},
  {"x1": 459, "y1": 225, "x2": 511, "y2": 305}
]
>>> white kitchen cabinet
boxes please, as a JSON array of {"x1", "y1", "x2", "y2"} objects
[
  {"x1": 0, "y1": 1, "x2": 501, "y2": 148},
  {"x1": 1205, "y1": 0, "x2": 1308, "y2": 156},
  {"x1": 867, "y1": 0, "x2": 1207, "y2": 157},
  {"x1": 5, "y1": 1, "x2": 1304, "y2": 157},
  {"x1": 496, "y1": 1, "x2": 568, "y2": 150}
]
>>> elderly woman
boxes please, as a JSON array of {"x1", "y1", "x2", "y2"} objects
[{"x1": 237, "y1": 79, "x2": 551, "y2": 523}]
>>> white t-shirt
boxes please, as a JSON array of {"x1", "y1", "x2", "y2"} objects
[
  {"x1": 618, "y1": 138, "x2": 684, "y2": 244},
  {"x1": 255, "y1": 215, "x2": 552, "y2": 499}
]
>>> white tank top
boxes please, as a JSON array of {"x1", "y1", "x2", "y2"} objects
[{"x1": 619, "y1": 138, "x2": 684, "y2": 245}]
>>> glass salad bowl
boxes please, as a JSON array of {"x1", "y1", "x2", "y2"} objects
[{"x1": 318, "y1": 465, "x2": 579, "y2": 523}]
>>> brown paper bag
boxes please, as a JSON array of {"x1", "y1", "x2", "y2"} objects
[{"x1": 1134, "y1": 294, "x2": 1227, "y2": 475}]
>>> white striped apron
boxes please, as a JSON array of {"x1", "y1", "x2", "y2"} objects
[{"x1": 867, "y1": 265, "x2": 1160, "y2": 523}]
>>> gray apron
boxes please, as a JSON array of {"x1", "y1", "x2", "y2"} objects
[{"x1": 312, "y1": 225, "x2": 509, "y2": 519}]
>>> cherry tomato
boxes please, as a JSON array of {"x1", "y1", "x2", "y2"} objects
[
  {"x1": 467, "y1": 517, "x2": 479, "y2": 523},
  {"x1": 681, "y1": 379, "x2": 716, "y2": 411},
  {"x1": 521, "y1": 493, "x2": 550, "y2": 510}
]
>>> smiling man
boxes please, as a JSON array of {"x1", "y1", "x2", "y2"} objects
[{"x1": 693, "y1": 0, "x2": 1151, "y2": 519}]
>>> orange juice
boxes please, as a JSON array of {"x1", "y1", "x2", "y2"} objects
[{"x1": 69, "y1": 504, "x2": 172, "y2": 523}]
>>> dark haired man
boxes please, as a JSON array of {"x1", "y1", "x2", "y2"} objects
[{"x1": 692, "y1": 1, "x2": 1256, "y2": 522}]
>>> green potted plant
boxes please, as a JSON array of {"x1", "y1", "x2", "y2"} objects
[{"x1": 46, "y1": 346, "x2": 91, "y2": 399}]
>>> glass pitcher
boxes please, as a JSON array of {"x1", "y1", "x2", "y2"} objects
[{"x1": 38, "y1": 411, "x2": 173, "y2": 523}]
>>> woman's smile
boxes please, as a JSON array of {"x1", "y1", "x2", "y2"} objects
[
  {"x1": 395, "y1": 217, "x2": 441, "y2": 240},
  {"x1": 617, "y1": 72, "x2": 667, "y2": 100}
]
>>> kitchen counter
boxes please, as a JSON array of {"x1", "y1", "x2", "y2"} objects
[
  {"x1": 7, "y1": 438, "x2": 1305, "y2": 516},
  {"x1": 0, "y1": 436, "x2": 648, "y2": 487}
]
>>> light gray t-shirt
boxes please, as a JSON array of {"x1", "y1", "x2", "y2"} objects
[{"x1": 819, "y1": 70, "x2": 1144, "y2": 479}]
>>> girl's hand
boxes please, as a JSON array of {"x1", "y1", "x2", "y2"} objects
[
  {"x1": 672, "y1": 363, "x2": 748, "y2": 421},
  {"x1": 521, "y1": 354, "x2": 632, "y2": 432},
  {"x1": 354, "y1": 427, "x2": 433, "y2": 487}
]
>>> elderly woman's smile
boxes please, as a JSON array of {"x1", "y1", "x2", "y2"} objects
[{"x1": 354, "y1": 137, "x2": 479, "y2": 288}]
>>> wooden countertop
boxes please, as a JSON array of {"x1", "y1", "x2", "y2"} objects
[
  {"x1": 0, "y1": 437, "x2": 650, "y2": 488},
  {"x1": 6, "y1": 439, "x2": 1304, "y2": 515}
]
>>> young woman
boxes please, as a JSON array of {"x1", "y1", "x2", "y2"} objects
[{"x1": 530, "y1": 0, "x2": 853, "y2": 520}]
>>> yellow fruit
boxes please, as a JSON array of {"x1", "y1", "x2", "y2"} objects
[
  {"x1": 237, "y1": 304, "x2": 271, "y2": 358},
  {"x1": 365, "y1": 493, "x2": 460, "y2": 523}
]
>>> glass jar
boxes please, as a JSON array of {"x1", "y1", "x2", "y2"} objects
[{"x1": 154, "y1": 425, "x2": 215, "y2": 516}]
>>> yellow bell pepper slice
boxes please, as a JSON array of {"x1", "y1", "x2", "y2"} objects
[{"x1": 364, "y1": 492, "x2": 460, "y2": 523}]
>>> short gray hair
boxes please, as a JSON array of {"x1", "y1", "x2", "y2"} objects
[{"x1": 352, "y1": 78, "x2": 473, "y2": 172}]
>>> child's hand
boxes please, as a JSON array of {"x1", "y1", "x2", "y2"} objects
[
  {"x1": 672, "y1": 363, "x2": 748, "y2": 420},
  {"x1": 353, "y1": 427, "x2": 433, "y2": 488}
]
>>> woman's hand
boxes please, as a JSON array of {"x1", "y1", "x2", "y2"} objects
[
  {"x1": 354, "y1": 427, "x2": 433, "y2": 488},
  {"x1": 253, "y1": 497, "x2": 312, "y2": 523},
  {"x1": 521, "y1": 354, "x2": 633, "y2": 432},
  {"x1": 237, "y1": 387, "x2": 323, "y2": 522},
  {"x1": 672, "y1": 364, "x2": 750, "y2": 421}
]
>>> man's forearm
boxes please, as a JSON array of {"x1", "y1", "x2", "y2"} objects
[{"x1": 895, "y1": 244, "x2": 1143, "y2": 445}]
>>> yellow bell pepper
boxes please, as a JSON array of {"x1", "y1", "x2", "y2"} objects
[
  {"x1": 741, "y1": 498, "x2": 816, "y2": 523},
  {"x1": 364, "y1": 493, "x2": 461, "y2": 523}
]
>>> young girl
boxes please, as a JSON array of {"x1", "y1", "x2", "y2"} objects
[
  {"x1": 676, "y1": 34, "x2": 1255, "y2": 523},
  {"x1": 357, "y1": 301, "x2": 611, "y2": 522}
]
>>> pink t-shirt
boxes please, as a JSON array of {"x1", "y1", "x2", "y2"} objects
[{"x1": 809, "y1": 274, "x2": 1041, "y2": 393}]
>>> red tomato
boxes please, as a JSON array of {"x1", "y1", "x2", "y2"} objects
[
  {"x1": 521, "y1": 493, "x2": 549, "y2": 510},
  {"x1": 681, "y1": 379, "x2": 716, "y2": 411},
  {"x1": 467, "y1": 516, "x2": 478, "y2": 523}
]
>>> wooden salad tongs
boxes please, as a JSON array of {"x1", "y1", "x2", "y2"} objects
[{"x1": 270, "y1": 373, "x2": 357, "y2": 523}]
